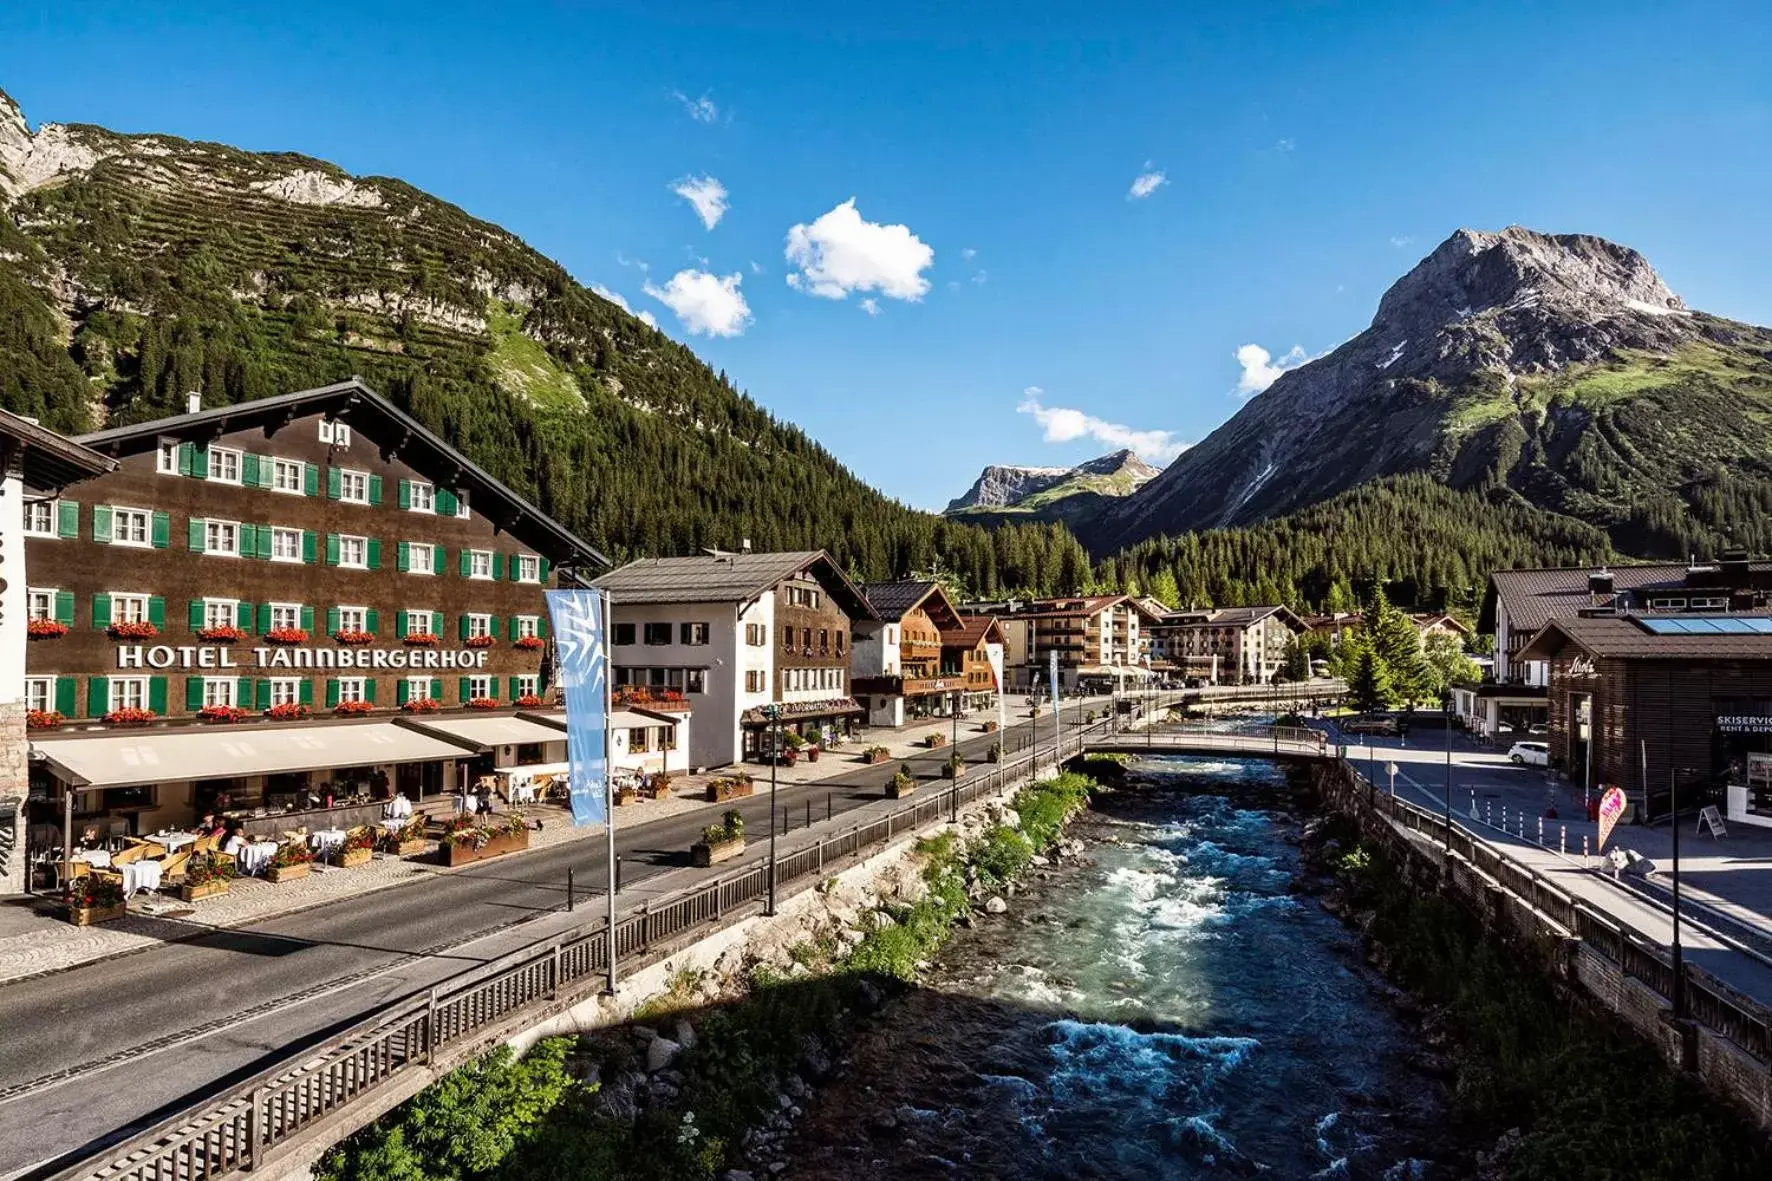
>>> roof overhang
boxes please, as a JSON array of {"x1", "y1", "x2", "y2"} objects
[{"x1": 0, "y1": 408, "x2": 116, "y2": 492}]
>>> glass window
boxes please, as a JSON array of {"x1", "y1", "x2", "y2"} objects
[
  {"x1": 629, "y1": 727, "x2": 650, "y2": 753},
  {"x1": 26, "y1": 589, "x2": 54, "y2": 620},
  {"x1": 745, "y1": 622, "x2": 766, "y2": 646},
  {"x1": 320, "y1": 419, "x2": 352, "y2": 448},
  {"x1": 467, "y1": 675, "x2": 492, "y2": 701},
  {"x1": 337, "y1": 677, "x2": 367, "y2": 704},
  {"x1": 515, "y1": 554, "x2": 541, "y2": 583},
  {"x1": 614, "y1": 623, "x2": 636, "y2": 646},
  {"x1": 513, "y1": 674, "x2": 539, "y2": 698},
  {"x1": 643, "y1": 622, "x2": 672, "y2": 645},
  {"x1": 110, "y1": 677, "x2": 149, "y2": 711},
  {"x1": 686, "y1": 669, "x2": 707, "y2": 694},
  {"x1": 515, "y1": 615, "x2": 539, "y2": 639},
  {"x1": 270, "y1": 678, "x2": 303, "y2": 706},
  {"x1": 156, "y1": 440, "x2": 179, "y2": 475},
  {"x1": 271, "y1": 526, "x2": 303, "y2": 562},
  {"x1": 468, "y1": 550, "x2": 493, "y2": 579},
  {"x1": 113, "y1": 593, "x2": 151, "y2": 623},
  {"x1": 681, "y1": 622, "x2": 709, "y2": 645},
  {"x1": 114, "y1": 508, "x2": 151, "y2": 547},
  {"x1": 337, "y1": 606, "x2": 368, "y2": 633},
  {"x1": 23, "y1": 501, "x2": 55, "y2": 536},
  {"x1": 455, "y1": 490, "x2": 470, "y2": 519},
  {"x1": 203, "y1": 599, "x2": 236, "y2": 630},
  {"x1": 338, "y1": 535, "x2": 368, "y2": 568},
  {"x1": 338, "y1": 470, "x2": 369, "y2": 504},
  {"x1": 205, "y1": 519, "x2": 240, "y2": 556},
  {"x1": 466, "y1": 613, "x2": 492, "y2": 639},
  {"x1": 405, "y1": 676, "x2": 434, "y2": 701},
  {"x1": 270, "y1": 603, "x2": 302, "y2": 631},
  {"x1": 272, "y1": 458, "x2": 306, "y2": 493},
  {"x1": 408, "y1": 542, "x2": 435, "y2": 573},
  {"x1": 25, "y1": 678, "x2": 53, "y2": 713},
  {"x1": 208, "y1": 447, "x2": 242, "y2": 484},
  {"x1": 408, "y1": 482, "x2": 435, "y2": 513},
  {"x1": 203, "y1": 678, "x2": 237, "y2": 708}
]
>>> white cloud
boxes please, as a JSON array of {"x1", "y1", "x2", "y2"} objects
[
  {"x1": 970, "y1": 269, "x2": 988, "y2": 285},
  {"x1": 749, "y1": 260, "x2": 765, "y2": 274},
  {"x1": 1234, "y1": 343, "x2": 1309, "y2": 397},
  {"x1": 643, "y1": 269, "x2": 751, "y2": 337},
  {"x1": 1275, "y1": 137, "x2": 1296, "y2": 151},
  {"x1": 591, "y1": 284, "x2": 658, "y2": 328},
  {"x1": 1016, "y1": 388, "x2": 1186, "y2": 462},
  {"x1": 1389, "y1": 235, "x2": 1414, "y2": 248},
  {"x1": 1128, "y1": 162, "x2": 1167, "y2": 199},
  {"x1": 859, "y1": 298, "x2": 880, "y2": 316},
  {"x1": 961, "y1": 246, "x2": 977, "y2": 261},
  {"x1": 673, "y1": 90, "x2": 720, "y2": 123},
  {"x1": 784, "y1": 198, "x2": 934, "y2": 302},
  {"x1": 670, "y1": 175, "x2": 729, "y2": 230}
]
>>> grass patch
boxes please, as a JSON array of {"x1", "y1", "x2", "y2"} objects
[{"x1": 483, "y1": 298, "x2": 582, "y2": 409}]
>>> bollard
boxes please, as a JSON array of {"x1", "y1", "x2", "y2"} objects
[
  {"x1": 827, "y1": 792, "x2": 833, "y2": 822},
  {"x1": 805, "y1": 800, "x2": 811, "y2": 830},
  {"x1": 1469, "y1": 788, "x2": 1478, "y2": 821},
  {"x1": 1538, "y1": 816, "x2": 1544, "y2": 845},
  {"x1": 1583, "y1": 835, "x2": 1590, "y2": 866},
  {"x1": 615, "y1": 855, "x2": 623, "y2": 894},
  {"x1": 1560, "y1": 825, "x2": 1566, "y2": 855},
  {"x1": 567, "y1": 867, "x2": 575, "y2": 912},
  {"x1": 782, "y1": 810, "x2": 788, "y2": 836},
  {"x1": 1485, "y1": 800, "x2": 1492, "y2": 826}
]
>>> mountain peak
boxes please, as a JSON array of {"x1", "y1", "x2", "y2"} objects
[
  {"x1": 0, "y1": 89, "x2": 108, "y2": 202},
  {"x1": 945, "y1": 450, "x2": 1161, "y2": 516}
]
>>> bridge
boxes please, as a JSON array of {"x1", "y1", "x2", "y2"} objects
[{"x1": 1086, "y1": 723, "x2": 1334, "y2": 762}]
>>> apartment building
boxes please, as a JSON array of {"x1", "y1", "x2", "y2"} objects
[
  {"x1": 851, "y1": 581, "x2": 1003, "y2": 726},
  {"x1": 967, "y1": 595, "x2": 1157, "y2": 693},
  {"x1": 1148, "y1": 605, "x2": 1307, "y2": 684}
]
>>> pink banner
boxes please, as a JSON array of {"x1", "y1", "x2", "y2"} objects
[{"x1": 1596, "y1": 785, "x2": 1627, "y2": 852}]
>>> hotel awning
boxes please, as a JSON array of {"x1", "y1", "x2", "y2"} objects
[
  {"x1": 741, "y1": 698, "x2": 863, "y2": 726},
  {"x1": 399, "y1": 713, "x2": 569, "y2": 750},
  {"x1": 32, "y1": 722, "x2": 480, "y2": 790}
]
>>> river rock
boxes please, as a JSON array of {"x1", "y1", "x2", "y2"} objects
[
  {"x1": 645, "y1": 1036, "x2": 681, "y2": 1073},
  {"x1": 800, "y1": 1033, "x2": 834, "y2": 1079},
  {"x1": 674, "y1": 1018, "x2": 698, "y2": 1050},
  {"x1": 857, "y1": 979, "x2": 887, "y2": 1010},
  {"x1": 1030, "y1": 853, "x2": 1050, "y2": 867},
  {"x1": 984, "y1": 895, "x2": 1009, "y2": 914},
  {"x1": 721, "y1": 1172, "x2": 755, "y2": 1181}
]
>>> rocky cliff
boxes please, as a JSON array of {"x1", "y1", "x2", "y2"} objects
[{"x1": 946, "y1": 449, "x2": 1160, "y2": 525}]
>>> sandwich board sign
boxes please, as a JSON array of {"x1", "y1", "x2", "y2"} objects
[{"x1": 1697, "y1": 805, "x2": 1727, "y2": 839}]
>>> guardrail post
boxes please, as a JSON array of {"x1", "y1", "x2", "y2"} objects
[
  {"x1": 550, "y1": 941, "x2": 561, "y2": 1000},
  {"x1": 425, "y1": 987, "x2": 439, "y2": 1066},
  {"x1": 247, "y1": 1084, "x2": 265, "y2": 1170}
]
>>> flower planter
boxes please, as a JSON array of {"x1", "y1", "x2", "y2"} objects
[
  {"x1": 394, "y1": 839, "x2": 429, "y2": 857},
  {"x1": 267, "y1": 863, "x2": 311, "y2": 884},
  {"x1": 981, "y1": 720, "x2": 1000, "y2": 733},
  {"x1": 806, "y1": 747, "x2": 821, "y2": 763},
  {"x1": 886, "y1": 779, "x2": 916, "y2": 800},
  {"x1": 180, "y1": 880, "x2": 231, "y2": 902},
  {"x1": 338, "y1": 847, "x2": 373, "y2": 869},
  {"x1": 691, "y1": 836, "x2": 745, "y2": 867},
  {"x1": 926, "y1": 733, "x2": 948, "y2": 749},
  {"x1": 614, "y1": 787, "x2": 640, "y2": 807},
  {"x1": 706, "y1": 778, "x2": 755, "y2": 803},
  {"x1": 440, "y1": 829, "x2": 530, "y2": 867},
  {"x1": 67, "y1": 902, "x2": 128, "y2": 927},
  {"x1": 861, "y1": 749, "x2": 891, "y2": 765},
  {"x1": 941, "y1": 762, "x2": 964, "y2": 779},
  {"x1": 642, "y1": 783, "x2": 673, "y2": 800}
]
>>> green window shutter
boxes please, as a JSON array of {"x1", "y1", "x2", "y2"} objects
[
  {"x1": 256, "y1": 525, "x2": 274, "y2": 560},
  {"x1": 237, "y1": 676, "x2": 253, "y2": 704},
  {"x1": 364, "y1": 679, "x2": 378, "y2": 705},
  {"x1": 55, "y1": 676, "x2": 77, "y2": 716},
  {"x1": 326, "y1": 679, "x2": 340, "y2": 709},
  {"x1": 509, "y1": 676, "x2": 520, "y2": 699},
  {"x1": 325, "y1": 533, "x2": 340, "y2": 566},
  {"x1": 257, "y1": 603, "x2": 272, "y2": 633},
  {"x1": 304, "y1": 462, "x2": 319, "y2": 497},
  {"x1": 57, "y1": 500, "x2": 79, "y2": 539},
  {"x1": 433, "y1": 545, "x2": 446, "y2": 576},
  {"x1": 148, "y1": 596, "x2": 165, "y2": 630},
  {"x1": 255, "y1": 679, "x2": 271, "y2": 710},
  {"x1": 237, "y1": 523, "x2": 257, "y2": 559},
  {"x1": 188, "y1": 518, "x2": 205, "y2": 553},
  {"x1": 300, "y1": 605, "x2": 315, "y2": 632},
  {"x1": 299, "y1": 679, "x2": 314, "y2": 707},
  {"x1": 436, "y1": 488, "x2": 457, "y2": 516},
  {"x1": 395, "y1": 612, "x2": 409, "y2": 639},
  {"x1": 539, "y1": 557, "x2": 551, "y2": 584},
  {"x1": 302, "y1": 530, "x2": 317, "y2": 564},
  {"x1": 397, "y1": 541, "x2": 411, "y2": 573},
  {"x1": 366, "y1": 608, "x2": 380, "y2": 635},
  {"x1": 88, "y1": 677, "x2": 110, "y2": 717},
  {"x1": 327, "y1": 466, "x2": 342, "y2": 500},
  {"x1": 398, "y1": 479, "x2": 411, "y2": 510},
  {"x1": 367, "y1": 538, "x2": 382, "y2": 570},
  {"x1": 242, "y1": 453, "x2": 260, "y2": 488},
  {"x1": 368, "y1": 474, "x2": 383, "y2": 506},
  {"x1": 54, "y1": 590, "x2": 74, "y2": 626},
  {"x1": 458, "y1": 676, "x2": 470, "y2": 702},
  {"x1": 485, "y1": 678, "x2": 497, "y2": 701},
  {"x1": 432, "y1": 611, "x2": 443, "y2": 635},
  {"x1": 151, "y1": 510, "x2": 170, "y2": 549},
  {"x1": 178, "y1": 442, "x2": 196, "y2": 477},
  {"x1": 191, "y1": 445, "x2": 209, "y2": 480},
  {"x1": 188, "y1": 599, "x2": 205, "y2": 630},
  {"x1": 458, "y1": 614, "x2": 470, "y2": 641},
  {"x1": 148, "y1": 676, "x2": 167, "y2": 715},
  {"x1": 537, "y1": 616, "x2": 549, "y2": 639},
  {"x1": 92, "y1": 593, "x2": 112, "y2": 629},
  {"x1": 236, "y1": 601, "x2": 252, "y2": 628},
  {"x1": 398, "y1": 679, "x2": 410, "y2": 706},
  {"x1": 186, "y1": 677, "x2": 205, "y2": 711},
  {"x1": 431, "y1": 677, "x2": 442, "y2": 701},
  {"x1": 506, "y1": 616, "x2": 519, "y2": 641},
  {"x1": 92, "y1": 505, "x2": 113, "y2": 544},
  {"x1": 326, "y1": 607, "x2": 341, "y2": 635},
  {"x1": 458, "y1": 549, "x2": 471, "y2": 577},
  {"x1": 490, "y1": 553, "x2": 502, "y2": 581}
]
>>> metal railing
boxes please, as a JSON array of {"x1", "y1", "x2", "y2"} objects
[
  {"x1": 1324, "y1": 762, "x2": 1772, "y2": 1066},
  {"x1": 52, "y1": 722, "x2": 1109, "y2": 1181}
]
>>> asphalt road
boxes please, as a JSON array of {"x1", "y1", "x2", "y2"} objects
[{"x1": 0, "y1": 697, "x2": 1123, "y2": 1179}]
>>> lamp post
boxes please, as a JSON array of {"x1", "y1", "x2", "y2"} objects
[
  {"x1": 1442, "y1": 690, "x2": 1454, "y2": 854},
  {"x1": 765, "y1": 703, "x2": 781, "y2": 917},
  {"x1": 951, "y1": 690, "x2": 961, "y2": 823},
  {"x1": 1670, "y1": 765, "x2": 1695, "y2": 1021}
]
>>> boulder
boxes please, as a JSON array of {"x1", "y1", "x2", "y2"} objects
[
  {"x1": 645, "y1": 1036, "x2": 681, "y2": 1073},
  {"x1": 984, "y1": 895, "x2": 1009, "y2": 914},
  {"x1": 674, "y1": 1018, "x2": 698, "y2": 1051}
]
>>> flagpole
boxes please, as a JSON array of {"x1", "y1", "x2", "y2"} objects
[{"x1": 603, "y1": 587, "x2": 617, "y2": 996}]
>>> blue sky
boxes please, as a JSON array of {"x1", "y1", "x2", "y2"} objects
[{"x1": 5, "y1": 1, "x2": 1770, "y2": 509}]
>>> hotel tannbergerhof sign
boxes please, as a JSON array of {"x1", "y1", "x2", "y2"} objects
[{"x1": 115, "y1": 644, "x2": 491, "y2": 671}]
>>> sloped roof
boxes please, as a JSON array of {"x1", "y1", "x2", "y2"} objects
[
  {"x1": 593, "y1": 549, "x2": 877, "y2": 618},
  {"x1": 0, "y1": 408, "x2": 114, "y2": 491},
  {"x1": 1157, "y1": 605, "x2": 1306, "y2": 631},
  {"x1": 861, "y1": 580, "x2": 962, "y2": 627},
  {"x1": 945, "y1": 614, "x2": 1005, "y2": 650},
  {"x1": 1484, "y1": 563, "x2": 1772, "y2": 634},
  {"x1": 1518, "y1": 614, "x2": 1772, "y2": 662},
  {"x1": 73, "y1": 377, "x2": 607, "y2": 572}
]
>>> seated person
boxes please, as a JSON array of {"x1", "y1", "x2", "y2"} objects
[
  {"x1": 221, "y1": 822, "x2": 250, "y2": 859},
  {"x1": 194, "y1": 812, "x2": 227, "y2": 839}
]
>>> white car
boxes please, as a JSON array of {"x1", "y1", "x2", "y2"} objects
[{"x1": 1508, "y1": 741, "x2": 1549, "y2": 767}]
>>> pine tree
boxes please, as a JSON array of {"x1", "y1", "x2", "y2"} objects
[{"x1": 1348, "y1": 642, "x2": 1396, "y2": 713}]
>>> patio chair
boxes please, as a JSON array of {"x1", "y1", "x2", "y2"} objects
[
  {"x1": 111, "y1": 844, "x2": 154, "y2": 867},
  {"x1": 159, "y1": 851, "x2": 191, "y2": 885}
]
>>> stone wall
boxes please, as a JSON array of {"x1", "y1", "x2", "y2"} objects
[{"x1": 0, "y1": 700, "x2": 26, "y2": 896}]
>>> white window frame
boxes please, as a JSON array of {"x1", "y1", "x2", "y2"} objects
[
  {"x1": 404, "y1": 609, "x2": 434, "y2": 636},
  {"x1": 408, "y1": 482, "x2": 436, "y2": 514},
  {"x1": 337, "y1": 469, "x2": 370, "y2": 505},
  {"x1": 23, "y1": 500, "x2": 56, "y2": 536},
  {"x1": 515, "y1": 615, "x2": 540, "y2": 639},
  {"x1": 204, "y1": 519, "x2": 242, "y2": 557},
  {"x1": 109, "y1": 676, "x2": 149, "y2": 712},
  {"x1": 113, "y1": 507, "x2": 152, "y2": 548},
  {"x1": 467, "y1": 549, "x2": 494, "y2": 580},
  {"x1": 320, "y1": 419, "x2": 353, "y2": 448},
  {"x1": 24, "y1": 677, "x2": 54, "y2": 714},
  {"x1": 512, "y1": 674, "x2": 538, "y2": 698},
  {"x1": 407, "y1": 541, "x2": 436, "y2": 575},
  {"x1": 405, "y1": 675, "x2": 435, "y2": 701},
  {"x1": 269, "y1": 602, "x2": 302, "y2": 631},
  {"x1": 337, "y1": 676, "x2": 367, "y2": 704},
  {"x1": 337, "y1": 534, "x2": 368, "y2": 569},
  {"x1": 269, "y1": 677, "x2": 303, "y2": 707},
  {"x1": 455, "y1": 490, "x2": 470, "y2": 520},
  {"x1": 26, "y1": 588, "x2": 55, "y2": 621},
  {"x1": 337, "y1": 606, "x2": 369, "y2": 633},
  {"x1": 1691, "y1": 596, "x2": 1728, "y2": 610},
  {"x1": 271, "y1": 458, "x2": 306, "y2": 494},
  {"x1": 515, "y1": 554, "x2": 541, "y2": 583},
  {"x1": 207, "y1": 446, "x2": 243, "y2": 485},
  {"x1": 202, "y1": 598, "x2": 237, "y2": 630},
  {"x1": 156, "y1": 440, "x2": 179, "y2": 475},
  {"x1": 465, "y1": 613, "x2": 492, "y2": 640},
  {"x1": 271, "y1": 526, "x2": 303, "y2": 563},
  {"x1": 466, "y1": 675, "x2": 492, "y2": 701},
  {"x1": 112, "y1": 592, "x2": 151, "y2": 624},
  {"x1": 202, "y1": 678, "x2": 238, "y2": 708}
]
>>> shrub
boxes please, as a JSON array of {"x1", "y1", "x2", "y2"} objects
[{"x1": 700, "y1": 809, "x2": 744, "y2": 845}]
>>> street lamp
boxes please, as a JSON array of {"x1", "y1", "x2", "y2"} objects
[
  {"x1": 951, "y1": 690, "x2": 961, "y2": 824},
  {"x1": 1442, "y1": 690, "x2": 1454, "y2": 854},
  {"x1": 764, "y1": 703, "x2": 781, "y2": 916},
  {"x1": 1670, "y1": 764, "x2": 1696, "y2": 1020}
]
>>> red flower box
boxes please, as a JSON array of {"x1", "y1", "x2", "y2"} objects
[
  {"x1": 265, "y1": 628, "x2": 309, "y2": 645},
  {"x1": 108, "y1": 621, "x2": 159, "y2": 640},
  {"x1": 333, "y1": 700, "x2": 375, "y2": 716},
  {"x1": 513, "y1": 635, "x2": 545, "y2": 651},
  {"x1": 403, "y1": 632, "x2": 440, "y2": 647},
  {"x1": 402, "y1": 698, "x2": 442, "y2": 713},
  {"x1": 26, "y1": 710, "x2": 65, "y2": 729},
  {"x1": 27, "y1": 619, "x2": 68, "y2": 639},
  {"x1": 514, "y1": 694, "x2": 544, "y2": 708},
  {"x1": 267, "y1": 702, "x2": 311, "y2": 721},
  {"x1": 333, "y1": 629, "x2": 375, "y2": 646},
  {"x1": 103, "y1": 707, "x2": 157, "y2": 726},
  {"x1": 465, "y1": 697, "x2": 500, "y2": 710},
  {"x1": 465, "y1": 635, "x2": 497, "y2": 649},
  {"x1": 197, "y1": 626, "x2": 248, "y2": 644},
  {"x1": 197, "y1": 704, "x2": 251, "y2": 723}
]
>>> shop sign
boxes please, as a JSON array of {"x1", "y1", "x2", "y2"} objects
[
  {"x1": 1715, "y1": 713, "x2": 1772, "y2": 735},
  {"x1": 115, "y1": 644, "x2": 491, "y2": 671},
  {"x1": 1567, "y1": 655, "x2": 1597, "y2": 677}
]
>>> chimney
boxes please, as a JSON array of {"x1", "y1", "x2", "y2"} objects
[
  {"x1": 186, "y1": 391, "x2": 202, "y2": 415},
  {"x1": 1587, "y1": 568, "x2": 1614, "y2": 598},
  {"x1": 741, "y1": 538, "x2": 752, "y2": 554}
]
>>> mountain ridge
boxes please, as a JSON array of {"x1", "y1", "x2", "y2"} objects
[{"x1": 945, "y1": 448, "x2": 1160, "y2": 528}]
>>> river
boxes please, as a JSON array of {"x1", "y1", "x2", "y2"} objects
[{"x1": 782, "y1": 755, "x2": 1448, "y2": 1179}]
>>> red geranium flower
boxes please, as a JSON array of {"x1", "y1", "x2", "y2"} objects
[{"x1": 27, "y1": 619, "x2": 68, "y2": 639}]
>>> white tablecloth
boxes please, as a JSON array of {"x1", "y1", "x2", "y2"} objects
[
  {"x1": 380, "y1": 818, "x2": 408, "y2": 833},
  {"x1": 148, "y1": 831, "x2": 198, "y2": 853},
  {"x1": 72, "y1": 849, "x2": 112, "y2": 868},
  {"x1": 238, "y1": 841, "x2": 280, "y2": 875},
  {"x1": 310, "y1": 829, "x2": 348, "y2": 854},
  {"x1": 384, "y1": 795, "x2": 414, "y2": 819},
  {"x1": 509, "y1": 783, "x2": 537, "y2": 804},
  {"x1": 121, "y1": 859, "x2": 163, "y2": 897}
]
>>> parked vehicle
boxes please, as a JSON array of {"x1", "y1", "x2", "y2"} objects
[
  {"x1": 1342, "y1": 715, "x2": 1399, "y2": 736},
  {"x1": 1509, "y1": 740, "x2": 1550, "y2": 767},
  {"x1": 1527, "y1": 723, "x2": 1549, "y2": 736}
]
